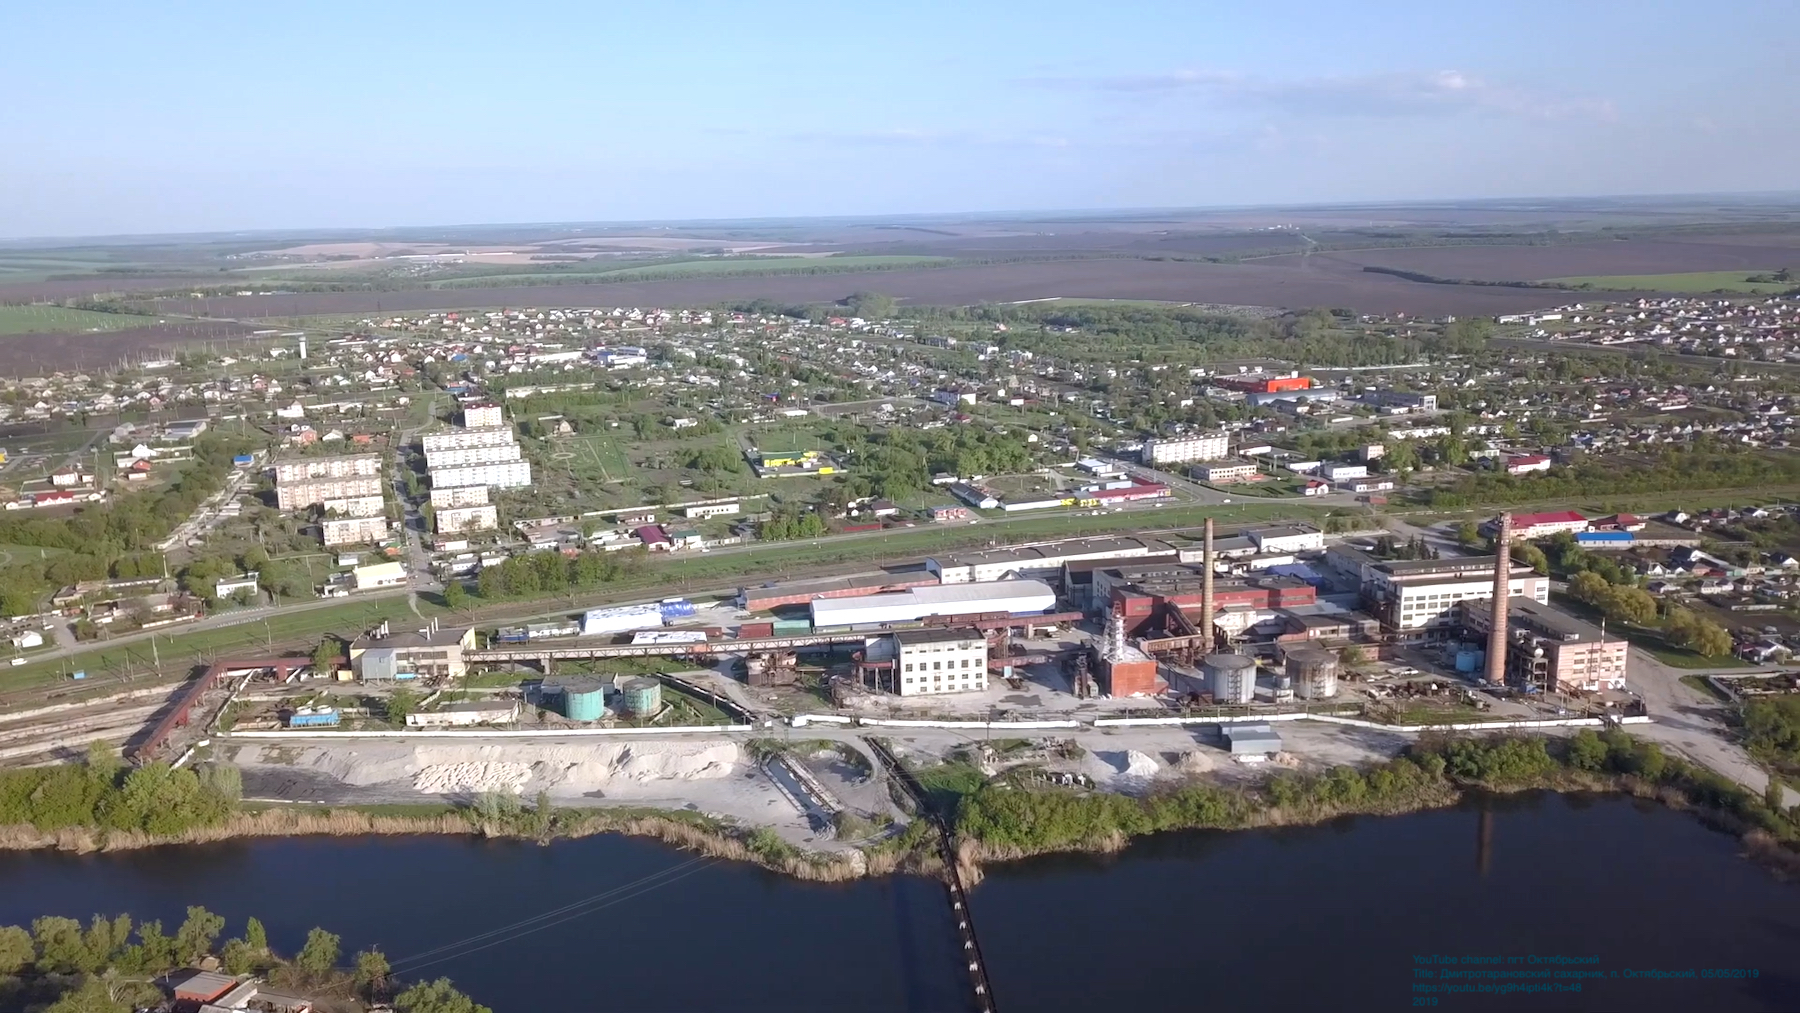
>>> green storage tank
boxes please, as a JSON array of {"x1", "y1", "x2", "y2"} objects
[
  {"x1": 620, "y1": 677, "x2": 663, "y2": 717},
  {"x1": 562, "y1": 680, "x2": 606, "y2": 722},
  {"x1": 771, "y1": 618, "x2": 812, "y2": 636}
]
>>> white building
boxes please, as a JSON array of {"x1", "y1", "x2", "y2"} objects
[
  {"x1": 322, "y1": 515, "x2": 390, "y2": 546},
  {"x1": 1142, "y1": 432, "x2": 1230, "y2": 466},
  {"x1": 812, "y1": 579, "x2": 1056, "y2": 627},
  {"x1": 1324, "y1": 464, "x2": 1368, "y2": 482},
  {"x1": 424, "y1": 442, "x2": 522, "y2": 470},
  {"x1": 274, "y1": 455, "x2": 382, "y2": 483},
  {"x1": 926, "y1": 536, "x2": 1164, "y2": 584},
  {"x1": 1194, "y1": 462, "x2": 1260, "y2": 484},
  {"x1": 277, "y1": 476, "x2": 383, "y2": 510},
  {"x1": 322, "y1": 496, "x2": 386, "y2": 518},
  {"x1": 421, "y1": 426, "x2": 516, "y2": 454},
  {"x1": 406, "y1": 699, "x2": 519, "y2": 727},
  {"x1": 463, "y1": 403, "x2": 504, "y2": 429},
  {"x1": 352, "y1": 561, "x2": 408, "y2": 590},
  {"x1": 1248, "y1": 525, "x2": 1324, "y2": 554},
  {"x1": 1363, "y1": 556, "x2": 1549, "y2": 640},
  {"x1": 430, "y1": 485, "x2": 491, "y2": 509},
  {"x1": 682, "y1": 501, "x2": 740, "y2": 520},
  {"x1": 436, "y1": 504, "x2": 498, "y2": 534},
  {"x1": 891, "y1": 628, "x2": 989, "y2": 696},
  {"x1": 430, "y1": 460, "x2": 533, "y2": 490}
]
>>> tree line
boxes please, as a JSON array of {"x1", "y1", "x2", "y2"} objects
[{"x1": 0, "y1": 905, "x2": 487, "y2": 1013}]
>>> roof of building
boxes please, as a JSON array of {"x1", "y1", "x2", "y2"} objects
[
  {"x1": 1225, "y1": 724, "x2": 1283, "y2": 749},
  {"x1": 172, "y1": 971, "x2": 239, "y2": 1001},
  {"x1": 1512, "y1": 510, "x2": 1589, "y2": 527},
  {"x1": 930, "y1": 536, "x2": 1166, "y2": 569},
  {"x1": 1507, "y1": 603, "x2": 1612, "y2": 644},
  {"x1": 437, "y1": 699, "x2": 518, "y2": 714},
  {"x1": 894, "y1": 627, "x2": 985, "y2": 645},
  {"x1": 352, "y1": 625, "x2": 472, "y2": 650}
]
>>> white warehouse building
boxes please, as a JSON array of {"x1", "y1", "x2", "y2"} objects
[{"x1": 811, "y1": 579, "x2": 1057, "y2": 628}]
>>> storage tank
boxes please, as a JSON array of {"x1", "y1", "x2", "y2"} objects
[
  {"x1": 620, "y1": 677, "x2": 663, "y2": 716},
  {"x1": 560, "y1": 679, "x2": 606, "y2": 722},
  {"x1": 1286, "y1": 649, "x2": 1340, "y2": 700},
  {"x1": 1454, "y1": 649, "x2": 1484, "y2": 674},
  {"x1": 1204, "y1": 653, "x2": 1257, "y2": 705}
]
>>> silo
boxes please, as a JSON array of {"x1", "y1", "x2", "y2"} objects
[
  {"x1": 1286, "y1": 649, "x2": 1340, "y2": 700},
  {"x1": 561, "y1": 679, "x2": 606, "y2": 722},
  {"x1": 621, "y1": 677, "x2": 663, "y2": 716},
  {"x1": 1203, "y1": 653, "x2": 1257, "y2": 705}
]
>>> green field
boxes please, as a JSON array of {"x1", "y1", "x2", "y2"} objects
[
  {"x1": 1550, "y1": 271, "x2": 1796, "y2": 294},
  {"x1": 0, "y1": 305, "x2": 159, "y2": 335}
]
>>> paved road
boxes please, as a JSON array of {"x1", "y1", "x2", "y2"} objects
[{"x1": 1623, "y1": 649, "x2": 1800, "y2": 807}]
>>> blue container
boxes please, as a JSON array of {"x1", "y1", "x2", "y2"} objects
[
  {"x1": 1454, "y1": 650, "x2": 1482, "y2": 674},
  {"x1": 70, "y1": 670, "x2": 86, "y2": 681},
  {"x1": 659, "y1": 598, "x2": 697, "y2": 620}
]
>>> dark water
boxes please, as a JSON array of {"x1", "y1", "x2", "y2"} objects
[{"x1": 0, "y1": 794, "x2": 1795, "y2": 1013}]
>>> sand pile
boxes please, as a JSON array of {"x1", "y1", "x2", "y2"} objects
[
  {"x1": 289, "y1": 740, "x2": 744, "y2": 795},
  {"x1": 414, "y1": 762, "x2": 533, "y2": 794},
  {"x1": 1122, "y1": 750, "x2": 1161, "y2": 778},
  {"x1": 1171, "y1": 750, "x2": 1215, "y2": 775}
]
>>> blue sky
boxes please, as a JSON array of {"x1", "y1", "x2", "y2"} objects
[{"x1": 2, "y1": 0, "x2": 1796, "y2": 237}]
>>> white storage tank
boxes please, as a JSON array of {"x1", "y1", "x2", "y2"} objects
[
  {"x1": 1204, "y1": 653, "x2": 1257, "y2": 705},
  {"x1": 1286, "y1": 648, "x2": 1340, "y2": 700}
]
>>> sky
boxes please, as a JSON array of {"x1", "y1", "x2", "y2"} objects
[{"x1": 2, "y1": 0, "x2": 1797, "y2": 238}]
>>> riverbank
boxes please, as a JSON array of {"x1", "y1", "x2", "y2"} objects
[{"x1": 2, "y1": 730, "x2": 1795, "y2": 885}]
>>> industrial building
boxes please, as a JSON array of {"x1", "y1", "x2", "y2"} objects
[
  {"x1": 810, "y1": 579, "x2": 1057, "y2": 628},
  {"x1": 1224, "y1": 723, "x2": 1283, "y2": 758},
  {"x1": 1348, "y1": 553, "x2": 1548, "y2": 642},
  {"x1": 1247, "y1": 525, "x2": 1324, "y2": 554},
  {"x1": 406, "y1": 699, "x2": 520, "y2": 727},
  {"x1": 322, "y1": 515, "x2": 390, "y2": 546},
  {"x1": 1141, "y1": 432, "x2": 1230, "y2": 465},
  {"x1": 1216, "y1": 373, "x2": 1312, "y2": 395},
  {"x1": 1485, "y1": 510, "x2": 1589, "y2": 541},
  {"x1": 682, "y1": 501, "x2": 740, "y2": 519},
  {"x1": 888, "y1": 628, "x2": 990, "y2": 696},
  {"x1": 580, "y1": 600, "x2": 694, "y2": 637},
  {"x1": 350, "y1": 622, "x2": 476, "y2": 681},
  {"x1": 738, "y1": 570, "x2": 939, "y2": 611},
  {"x1": 926, "y1": 536, "x2": 1168, "y2": 585},
  {"x1": 1463, "y1": 601, "x2": 1629, "y2": 693}
]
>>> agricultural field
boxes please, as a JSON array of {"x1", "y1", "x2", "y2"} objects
[
  {"x1": 0, "y1": 305, "x2": 158, "y2": 335},
  {"x1": 1297, "y1": 237, "x2": 1794, "y2": 283},
  {"x1": 1547, "y1": 271, "x2": 1795, "y2": 294},
  {"x1": 0, "y1": 320, "x2": 257, "y2": 372}
]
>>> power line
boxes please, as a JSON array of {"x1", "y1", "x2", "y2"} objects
[{"x1": 387, "y1": 854, "x2": 715, "y2": 973}]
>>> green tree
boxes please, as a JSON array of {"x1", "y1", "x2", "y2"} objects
[
  {"x1": 1566, "y1": 730, "x2": 1609, "y2": 772},
  {"x1": 0, "y1": 924, "x2": 34, "y2": 975},
  {"x1": 43, "y1": 976, "x2": 129, "y2": 1013},
  {"x1": 311, "y1": 638, "x2": 340, "y2": 676},
  {"x1": 354, "y1": 948, "x2": 392, "y2": 1000},
  {"x1": 1512, "y1": 542, "x2": 1549, "y2": 576},
  {"x1": 174, "y1": 906, "x2": 224, "y2": 963},
  {"x1": 395, "y1": 977, "x2": 494, "y2": 1013},
  {"x1": 244, "y1": 917, "x2": 268, "y2": 955},
  {"x1": 442, "y1": 580, "x2": 468, "y2": 610},
  {"x1": 1454, "y1": 520, "x2": 1480, "y2": 547},
  {"x1": 384, "y1": 689, "x2": 421, "y2": 726},
  {"x1": 1567, "y1": 570, "x2": 1610, "y2": 604},
  {"x1": 34, "y1": 916, "x2": 97, "y2": 974},
  {"x1": 294, "y1": 927, "x2": 340, "y2": 978}
]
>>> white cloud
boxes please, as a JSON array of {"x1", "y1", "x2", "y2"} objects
[{"x1": 1038, "y1": 68, "x2": 1615, "y2": 121}]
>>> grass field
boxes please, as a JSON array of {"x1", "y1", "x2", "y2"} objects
[
  {"x1": 562, "y1": 433, "x2": 633, "y2": 481},
  {"x1": 1549, "y1": 271, "x2": 1796, "y2": 294},
  {"x1": 0, "y1": 305, "x2": 159, "y2": 335}
]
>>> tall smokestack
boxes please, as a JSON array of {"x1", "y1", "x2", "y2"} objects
[
  {"x1": 1201, "y1": 517, "x2": 1215, "y2": 651},
  {"x1": 1485, "y1": 512, "x2": 1512, "y2": 687}
]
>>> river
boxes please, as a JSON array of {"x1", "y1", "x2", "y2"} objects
[{"x1": 0, "y1": 793, "x2": 1795, "y2": 1012}]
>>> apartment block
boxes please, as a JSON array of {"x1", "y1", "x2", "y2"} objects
[
  {"x1": 430, "y1": 485, "x2": 491, "y2": 509},
  {"x1": 430, "y1": 460, "x2": 533, "y2": 490},
  {"x1": 436, "y1": 504, "x2": 499, "y2": 534},
  {"x1": 1142, "y1": 432, "x2": 1230, "y2": 465},
  {"x1": 421, "y1": 426, "x2": 516, "y2": 454},
  {"x1": 274, "y1": 455, "x2": 382, "y2": 483},
  {"x1": 277, "y1": 475, "x2": 384, "y2": 510},
  {"x1": 322, "y1": 515, "x2": 391, "y2": 547},
  {"x1": 463, "y1": 403, "x2": 504, "y2": 429},
  {"x1": 424, "y1": 442, "x2": 522, "y2": 470},
  {"x1": 322, "y1": 495, "x2": 386, "y2": 518}
]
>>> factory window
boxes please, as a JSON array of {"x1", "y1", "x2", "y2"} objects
[
  {"x1": 934, "y1": 661, "x2": 942, "y2": 671},
  {"x1": 904, "y1": 663, "x2": 914, "y2": 673}
]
